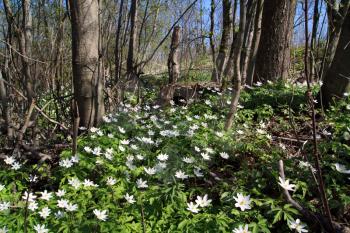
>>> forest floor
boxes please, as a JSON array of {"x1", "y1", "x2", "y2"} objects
[{"x1": 0, "y1": 81, "x2": 349, "y2": 233}]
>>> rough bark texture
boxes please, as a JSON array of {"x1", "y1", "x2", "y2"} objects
[
  {"x1": 212, "y1": 0, "x2": 231, "y2": 83},
  {"x1": 254, "y1": 0, "x2": 296, "y2": 82},
  {"x1": 323, "y1": 0, "x2": 350, "y2": 76},
  {"x1": 69, "y1": 0, "x2": 104, "y2": 128},
  {"x1": 320, "y1": 13, "x2": 350, "y2": 105},
  {"x1": 115, "y1": 0, "x2": 125, "y2": 82},
  {"x1": 246, "y1": 0, "x2": 263, "y2": 86},
  {"x1": 127, "y1": 0, "x2": 138, "y2": 75},
  {"x1": 168, "y1": 26, "x2": 181, "y2": 84},
  {"x1": 225, "y1": 0, "x2": 246, "y2": 130},
  {"x1": 223, "y1": 0, "x2": 238, "y2": 82},
  {"x1": 209, "y1": 0, "x2": 217, "y2": 82}
]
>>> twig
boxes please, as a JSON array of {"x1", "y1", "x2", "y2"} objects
[{"x1": 303, "y1": 0, "x2": 334, "y2": 231}]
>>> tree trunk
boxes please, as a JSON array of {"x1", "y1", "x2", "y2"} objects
[
  {"x1": 254, "y1": 0, "x2": 296, "y2": 82},
  {"x1": 225, "y1": 0, "x2": 246, "y2": 130},
  {"x1": 320, "y1": 13, "x2": 350, "y2": 105},
  {"x1": 168, "y1": 26, "x2": 181, "y2": 84},
  {"x1": 223, "y1": 0, "x2": 238, "y2": 83},
  {"x1": 127, "y1": 0, "x2": 138, "y2": 75},
  {"x1": 323, "y1": 0, "x2": 350, "y2": 76},
  {"x1": 246, "y1": 0, "x2": 263, "y2": 86},
  {"x1": 115, "y1": 0, "x2": 125, "y2": 82},
  {"x1": 69, "y1": 0, "x2": 104, "y2": 128},
  {"x1": 212, "y1": 0, "x2": 231, "y2": 83},
  {"x1": 209, "y1": 0, "x2": 217, "y2": 82}
]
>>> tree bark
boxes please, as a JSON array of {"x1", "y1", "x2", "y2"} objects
[
  {"x1": 168, "y1": 26, "x2": 181, "y2": 84},
  {"x1": 323, "y1": 0, "x2": 350, "y2": 76},
  {"x1": 254, "y1": 0, "x2": 296, "y2": 82},
  {"x1": 246, "y1": 0, "x2": 263, "y2": 86},
  {"x1": 209, "y1": 0, "x2": 217, "y2": 82},
  {"x1": 127, "y1": 0, "x2": 138, "y2": 75},
  {"x1": 223, "y1": 0, "x2": 238, "y2": 84},
  {"x1": 115, "y1": 0, "x2": 125, "y2": 82},
  {"x1": 320, "y1": 12, "x2": 350, "y2": 105},
  {"x1": 225, "y1": 0, "x2": 246, "y2": 130},
  {"x1": 69, "y1": 0, "x2": 104, "y2": 128},
  {"x1": 212, "y1": 0, "x2": 231, "y2": 83}
]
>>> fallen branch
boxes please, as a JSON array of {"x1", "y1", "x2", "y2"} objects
[{"x1": 278, "y1": 160, "x2": 350, "y2": 233}]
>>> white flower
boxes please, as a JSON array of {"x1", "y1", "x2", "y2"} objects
[
  {"x1": 118, "y1": 126, "x2": 126, "y2": 134},
  {"x1": 28, "y1": 201, "x2": 38, "y2": 211},
  {"x1": 334, "y1": 163, "x2": 350, "y2": 174},
  {"x1": 131, "y1": 144, "x2": 138, "y2": 150},
  {"x1": 157, "y1": 153, "x2": 169, "y2": 161},
  {"x1": 56, "y1": 189, "x2": 65, "y2": 197},
  {"x1": 124, "y1": 193, "x2": 136, "y2": 204},
  {"x1": 83, "y1": 179, "x2": 98, "y2": 188},
  {"x1": 66, "y1": 203, "x2": 78, "y2": 212},
  {"x1": 215, "y1": 132, "x2": 224, "y2": 137},
  {"x1": 205, "y1": 148, "x2": 215, "y2": 154},
  {"x1": 71, "y1": 155, "x2": 79, "y2": 163},
  {"x1": 187, "y1": 202, "x2": 200, "y2": 213},
  {"x1": 278, "y1": 177, "x2": 296, "y2": 191},
  {"x1": 194, "y1": 168, "x2": 204, "y2": 177},
  {"x1": 68, "y1": 177, "x2": 81, "y2": 189},
  {"x1": 39, "y1": 207, "x2": 51, "y2": 219},
  {"x1": 119, "y1": 145, "x2": 125, "y2": 152},
  {"x1": 201, "y1": 153, "x2": 211, "y2": 160},
  {"x1": 0, "y1": 202, "x2": 10, "y2": 211},
  {"x1": 92, "y1": 147, "x2": 102, "y2": 156},
  {"x1": 4, "y1": 156, "x2": 15, "y2": 165},
  {"x1": 234, "y1": 193, "x2": 251, "y2": 211},
  {"x1": 220, "y1": 152, "x2": 229, "y2": 159},
  {"x1": 136, "y1": 154, "x2": 144, "y2": 160},
  {"x1": 136, "y1": 178, "x2": 148, "y2": 189},
  {"x1": 233, "y1": 224, "x2": 250, "y2": 233},
  {"x1": 54, "y1": 210, "x2": 64, "y2": 219},
  {"x1": 34, "y1": 224, "x2": 49, "y2": 233},
  {"x1": 11, "y1": 162, "x2": 21, "y2": 170},
  {"x1": 144, "y1": 167, "x2": 157, "y2": 175},
  {"x1": 22, "y1": 191, "x2": 37, "y2": 202},
  {"x1": 175, "y1": 170, "x2": 188, "y2": 180},
  {"x1": 90, "y1": 127, "x2": 99, "y2": 133},
  {"x1": 120, "y1": 139, "x2": 130, "y2": 145},
  {"x1": 288, "y1": 219, "x2": 308, "y2": 233},
  {"x1": 106, "y1": 177, "x2": 117, "y2": 186},
  {"x1": 194, "y1": 146, "x2": 201, "y2": 152},
  {"x1": 236, "y1": 130, "x2": 244, "y2": 135},
  {"x1": 195, "y1": 194, "x2": 212, "y2": 207},
  {"x1": 57, "y1": 199, "x2": 69, "y2": 208},
  {"x1": 40, "y1": 190, "x2": 53, "y2": 201},
  {"x1": 183, "y1": 157, "x2": 194, "y2": 164},
  {"x1": 84, "y1": 146, "x2": 92, "y2": 153},
  {"x1": 0, "y1": 226, "x2": 8, "y2": 233},
  {"x1": 93, "y1": 209, "x2": 108, "y2": 221}
]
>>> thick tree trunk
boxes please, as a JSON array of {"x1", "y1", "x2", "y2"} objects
[
  {"x1": 212, "y1": 0, "x2": 231, "y2": 83},
  {"x1": 254, "y1": 0, "x2": 296, "y2": 82},
  {"x1": 168, "y1": 26, "x2": 181, "y2": 84},
  {"x1": 323, "y1": 0, "x2": 350, "y2": 76},
  {"x1": 127, "y1": 0, "x2": 138, "y2": 75},
  {"x1": 320, "y1": 13, "x2": 350, "y2": 105},
  {"x1": 69, "y1": 0, "x2": 104, "y2": 128}
]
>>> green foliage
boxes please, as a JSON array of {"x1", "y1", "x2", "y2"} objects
[{"x1": 0, "y1": 81, "x2": 349, "y2": 232}]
